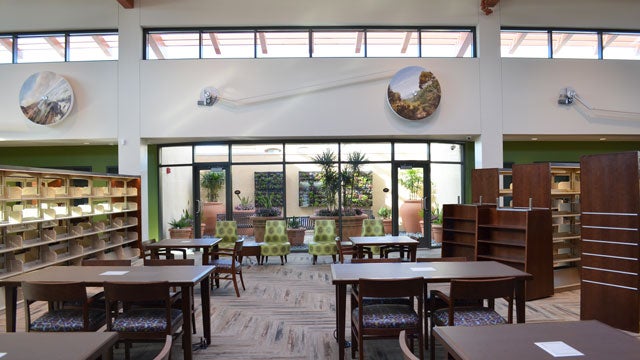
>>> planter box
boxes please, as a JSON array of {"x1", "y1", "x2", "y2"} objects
[{"x1": 287, "y1": 228, "x2": 306, "y2": 246}]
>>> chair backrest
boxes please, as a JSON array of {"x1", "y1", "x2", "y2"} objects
[
  {"x1": 264, "y1": 220, "x2": 287, "y2": 243},
  {"x1": 350, "y1": 258, "x2": 402, "y2": 263},
  {"x1": 21, "y1": 281, "x2": 90, "y2": 331},
  {"x1": 358, "y1": 277, "x2": 423, "y2": 300},
  {"x1": 144, "y1": 258, "x2": 195, "y2": 266},
  {"x1": 81, "y1": 258, "x2": 132, "y2": 266},
  {"x1": 399, "y1": 330, "x2": 420, "y2": 360},
  {"x1": 361, "y1": 219, "x2": 385, "y2": 236},
  {"x1": 449, "y1": 277, "x2": 515, "y2": 323},
  {"x1": 153, "y1": 335, "x2": 173, "y2": 360},
  {"x1": 313, "y1": 219, "x2": 336, "y2": 243},
  {"x1": 334, "y1": 239, "x2": 353, "y2": 263},
  {"x1": 215, "y1": 220, "x2": 238, "y2": 245},
  {"x1": 416, "y1": 256, "x2": 467, "y2": 262}
]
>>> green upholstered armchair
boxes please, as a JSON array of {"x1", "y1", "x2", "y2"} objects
[
  {"x1": 308, "y1": 219, "x2": 338, "y2": 265},
  {"x1": 260, "y1": 220, "x2": 291, "y2": 265},
  {"x1": 361, "y1": 218, "x2": 385, "y2": 256},
  {"x1": 215, "y1": 221, "x2": 238, "y2": 250}
]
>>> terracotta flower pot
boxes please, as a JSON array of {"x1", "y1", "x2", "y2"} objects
[
  {"x1": 202, "y1": 201, "x2": 225, "y2": 236},
  {"x1": 287, "y1": 228, "x2": 306, "y2": 246},
  {"x1": 399, "y1": 199, "x2": 422, "y2": 233}
]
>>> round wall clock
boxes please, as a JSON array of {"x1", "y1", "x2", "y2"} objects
[
  {"x1": 387, "y1": 66, "x2": 441, "y2": 121},
  {"x1": 19, "y1": 71, "x2": 74, "y2": 126}
]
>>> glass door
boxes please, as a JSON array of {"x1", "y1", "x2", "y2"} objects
[
  {"x1": 194, "y1": 164, "x2": 230, "y2": 238},
  {"x1": 394, "y1": 162, "x2": 432, "y2": 247}
]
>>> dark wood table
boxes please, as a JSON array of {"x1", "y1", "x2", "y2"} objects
[
  {"x1": 240, "y1": 239, "x2": 261, "y2": 264},
  {"x1": 146, "y1": 237, "x2": 222, "y2": 265},
  {"x1": 330, "y1": 261, "x2": 532, "y2": 360},
  {"x1": 0, "y1": 332, "x2": 119, "y2": 360},
  {"x1": 0, "y1": 265, "x2": 215, "y2": 360},
  {"x1": 433, "y1": 320, "x2": 640, "y2": 360},
  {"x1": 349, "y1": 235, "x2": 419, "y2": 261}
]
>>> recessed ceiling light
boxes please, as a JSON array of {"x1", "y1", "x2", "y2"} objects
[
  {"x1": 531, "y1": 137, "x2": 538, "y2": 141},
  {"x1": 264, "y1": 147, "x2": 282, "y2": 154},
  {"x1": 599, "y1": 137, "x2": 607, "y2": 141}
]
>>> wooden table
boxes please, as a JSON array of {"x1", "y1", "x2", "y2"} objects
[
  {"x1": 330, "y1": 261, "x2": 532, "y2": 360},
  {"x1": 241, "y1": 239, "x2": 261, "y2": 264},
  {"x1": 349, "y1": 235, "x2": 419, "y2": 261},
  {"x1": 433, "y1": 320, "x2": 640, "y2": 360},
  {"x1": 0, "y1": 265, "x2": 215, "y2": 360},
  {"x1": 146, "y1": 237, "x2": 222, "y2": 265},
  {"x1": 0, "y1": 332, "x2": 119, "y2": 360}
]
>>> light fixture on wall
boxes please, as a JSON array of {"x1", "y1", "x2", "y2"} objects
[
  {"x1": 557, "y1": 87, "x2": 640, "y2": 121},
  {"x1": 197, "y1": 87, "x2": 219, "y2": 106}
]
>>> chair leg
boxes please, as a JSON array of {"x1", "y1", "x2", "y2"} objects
[
  {"x1": 232, "y1": 275, "x2": 240, "y2": 297},
  {"x1": 238, "y1": 271, "x2": 246, "y2": 290},
  {"x1": 332, "y1": 254, "x2": 337, "y2": 263},
  {"x1": 280, "y1": 256, "x2": 285, "y2": 265},
  {"x1": 313, "y1": 255, "x2": 317, "y2": 265}
]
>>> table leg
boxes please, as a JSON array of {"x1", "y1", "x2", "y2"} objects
[
  {"x1": 151, "y1": 248, "x2": 159, "y2": 260},
  {"x1": 335, "y1": 284, "x2": 346, "y2": 360},
  {"x1": 201, "y1": 276, "x2": 212, "y2": 345},
  {"x1": 202, "y1": 247, "x2": 210, "y2": 265},
  {"x1": 181, "y1": 285, "x2": 193, "y2": 360},
  {"x1": 4, "y1": 285, "x2": 17, "y2": 332},
  {"x1": 356, "y1": 245, "x2": 363, "y2": 259},
  {"x1": 409, "y1": 244, "x2": 417, "y2": 262},
  {"x1": 515, "y1": 279, "x2": 525, "y2": 323}
]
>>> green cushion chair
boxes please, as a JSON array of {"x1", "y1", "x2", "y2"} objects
[
  {"x1": 215, "y1": 221, "x2": 238, "y2": 250},
  {"x1": 360, "y1": 218, "x2": 385, "y2": 256},
  {"x1": 260, "y1": 220, "x2": 291, "y2": 265},
  {"x1": 308, "y1": 219, "x2": 338, "y2": 265}
]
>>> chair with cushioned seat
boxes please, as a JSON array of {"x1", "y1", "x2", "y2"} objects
[
  {"x1": 260, "y1": 220, "x2": 291, "y2": 265},
  {"x1": 351, "y1": 277, "x2": 424, "y2": 360},
  {"x1": 22, "y1": 281, "x2": 106, "y2": 332},
  {"x1": 429, "y1": 277, "x2": 515, "y2": 360},
  {"x1": 104, "y1": 281, "x2": 183, "y2": 360},
  {"x1": 215, "y1": 220, "x2": 238, "y2": 250},
  {"x1": 210, "y1": 239, "x2": 245, "y2": 297},
  {"x1": 308, "y1": 219, "x2": 338, "y2": 265},
  {"x1": 360, "y1": 218, "x2": 385, "y2": 256},
  {"x1": 399, "y1": 330, "x2": 420, "y2": 360}
]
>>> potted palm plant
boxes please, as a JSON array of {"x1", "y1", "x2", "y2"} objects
[
  {"x1": 286, "y1": 216, "x2": 306, "y2": 246},
  {"x1": 201, "y1": 170, "x2": 225, "y2": 236},
  {"x1": 168, "y1": 207, "x2": 194, "y2": 239}
]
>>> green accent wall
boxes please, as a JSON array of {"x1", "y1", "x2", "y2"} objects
[
  {"x1": 503, "y1": 141, "x2": 640, "y2": 166},
  {"x1": 147, "y1": 145, "x2": 159, "y2": 241},
  {"x1": 1, "y1": 146, "x2": 118, "y2": 172}
]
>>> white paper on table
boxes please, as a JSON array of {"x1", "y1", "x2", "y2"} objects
[
  {"x1": 100, "y1": 271, "x2": 130, "y2": 276},
  {"x1": 535, "y1": 341, "x2": 584, "y2": 357},
  {"x1": 410, "y1": 267, "x2": 437, "y2": 272}
]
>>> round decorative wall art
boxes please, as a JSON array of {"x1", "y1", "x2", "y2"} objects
[
  {"x1": 387, "y1": 66, "x2": 441, "y2": 121},
  {"x1": 19, "y1": 71, "x2": 74, "y2": 126}
]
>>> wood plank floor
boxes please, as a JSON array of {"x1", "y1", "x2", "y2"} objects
[{"x1": 1, "y1": 249, "x2": 637, "y2": 359}]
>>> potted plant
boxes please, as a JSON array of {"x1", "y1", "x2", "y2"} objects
[
  {"x1": 233, "y1": 190, "x2": 255, "y2": 236},
  {"x1": 201, "y1": 170, "x2": 225, "y2": 236},
  {"x1": 168, "y1": 207, "x2": 193, "y2": 239},
  {"x1": 286, "y1": 216, "x2": 306, "y2": 246},
  {"x1": 377, "y1": 206, "x2": 392, "y2": 234},
  {"x1": 310, "y1": 149, "x2": 367, "y2": 240},
  {"x1": 251, "y1": 192, "x2": 283, "y2": 242},
  {"x1": 431, "y1": 206, "x2": 443, "y2": 243},
  {"x1": 399, "y1": 168, "x2": 423, "y2": 233}
]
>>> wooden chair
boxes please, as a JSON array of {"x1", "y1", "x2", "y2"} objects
[
  {"x1": 210, "y1": 239, "x2": 245, "y2": 297},
  {"x1": 399, "y1": 330, "x2": 420, "y2": 360},
  {"x1": 415, "y1": 256, "x2": 468, "y2": 349},
  {"x1": 334, "y1": 239, "x2": 372, "y2": 263},
  {"x1": 22, "y1": 281, "x2": 106, "y2": 332},
  {"x1": 351, "y1": 277, "x2": 424, "y2": 360},
  {"x1": 104, "y1": 281, "x2": 183, "y2": 360},
  {"x1": 429, "y1": 277, "x2": 515, "y2": 360},
  {"x1": 143, "y1": 258, "x2": 196, "y2": 334},
  {"x1": 141, "y1": 238, "x2": 186, "y2": 260},
  {"x1": 153, "y1": 334, "x2": 173, "y2": 360}
]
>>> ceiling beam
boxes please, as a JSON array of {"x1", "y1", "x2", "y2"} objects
[
  {"x1": 206, "y1": 32, "x2": 222, "y2": 55},
  {"x1": 147, "y1": 34, "x2": 165, "y2": 60},
  {"x1": 117, "y1": 0, "x2": 134, "y2": 9},
  {"x1": 92, "y1": 35, "x2": 112, "y2": 57},
  {"x1": 400, "y1": 31, "x2": 412, "y2": 54},
  {"x1": 355, "y1": 31, "x2": 363, "y2": 54},
  {"x1": 45, "y1": 37, "x2": 65, "y2": 58},
  {"x1": 508, "y1": 32, "x2": 526, "y2": 54},
  {"x1": 258, "y1": 32, "x2": 267, "y2": 54},
  {"x1": 0, "y1": 38, "x2": 12, "y2": 52},
  {"x1": 553, "y1": 33, "x2": 573, "y2": 54},
  {"x1": 457, "y1": 32, "x2": 473, "y2": 57}
]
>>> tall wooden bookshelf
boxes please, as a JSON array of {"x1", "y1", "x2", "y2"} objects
[
  {"x1": 512, "y1": 162, "x2": 581, "y2": 292},
  {"x1": 580, "y1": 151, "x2": 640, "y2": 332},
  {"x1": 476, "y1": 206, "x2": 553, "y2": 300},
  {"x1": 442, "y1": 204, "x2": 495, "y2": 260},
  {"x1": 471, "y1": 168, "x2": 512, "y2": 207}
]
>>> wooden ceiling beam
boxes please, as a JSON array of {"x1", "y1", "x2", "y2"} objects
[
  {"x1": 508, "y1": 32, "x2": 526, "y2": 54},
  {"x1": 355, "y1": 31, "x2": 363, "y2": 54},
  {"x1": 92, "y1": 35, "x2": 112, "y2": 56},
  {"x1": 117, "y1": 0, "x2": 134, "y2": 9},
  {"x1": 147, "y1": 34, "x2": 165, "y2": 60},
  {"x1": 400, "y1": 31, "x2": 412, "y2": 54},
  {"x1": 206, "y1": 32, "x2": 221, "y2": 55},
  {"x1": 45, "y1": 37, "x2": 65, "y2": 58},
  {"x1": 457, "y1": 32, "x2": 473, "y2": 57}
]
